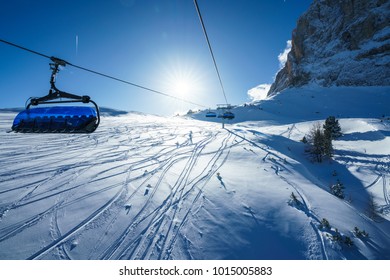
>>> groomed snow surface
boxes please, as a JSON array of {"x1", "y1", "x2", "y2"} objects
[{"x1": 0, "y1": 85, "x2": 389, "y2": 260}]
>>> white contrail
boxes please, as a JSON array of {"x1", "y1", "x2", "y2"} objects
[{"x1": 76, "y1": 35, "x2": 78, "y2": 56}]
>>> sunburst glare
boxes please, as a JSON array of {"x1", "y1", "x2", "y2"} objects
[{"x1": 160, "y1": 57, "x2": 206, "y2": 98}]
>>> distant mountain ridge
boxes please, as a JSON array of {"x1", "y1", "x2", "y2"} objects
[
  {"x1": 0, "y1": 107, "x2": 131, "y2": 116},
  {"x1": 268, "y1": 0, "x2": 390, "y2": 95}
]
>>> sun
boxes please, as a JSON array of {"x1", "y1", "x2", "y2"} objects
[
  {"x1": 172, "y1": 75, "x2": 192, "y2": 96},
  {"x1": 168, "y1": 67, "x2": 197, "y2": 97},
  {"x1": 161, "y1": 57, "x2": 205, "y2": 98}
]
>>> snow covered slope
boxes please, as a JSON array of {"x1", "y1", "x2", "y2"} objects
[{"x1": 0, "y1": 86, "x2": 389, "y2": 260}]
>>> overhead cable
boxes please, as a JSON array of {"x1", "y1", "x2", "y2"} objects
[
  {"x1": 193, "y1": 0, "x2": 229, "y2": 105},
  {"x1": 0, "y1": 38, "x2": 206, "y2": 108}
]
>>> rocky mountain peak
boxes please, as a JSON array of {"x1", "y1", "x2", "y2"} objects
[{"x1": 268, "y1": 0, "x2": 390, "y2": 96}]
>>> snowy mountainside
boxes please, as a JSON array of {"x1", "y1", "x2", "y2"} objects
[
  {"x1": 194, "y1": 85, "x2": 390, "y2": 124},
  {"x1": 1, "y1": 86, "x2": 390, "y2": 260},
  {"x1": 269, "y1": 0, "x2": 390, "y2": 95}
]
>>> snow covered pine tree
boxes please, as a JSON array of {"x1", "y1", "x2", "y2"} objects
[{"x1": 323, "y1": 116, "x2": 342, "y2": 139}]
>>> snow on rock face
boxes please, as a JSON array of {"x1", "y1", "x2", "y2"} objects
[{"x1": 269, "y1": 0, "x2": 390, "y2": 95}]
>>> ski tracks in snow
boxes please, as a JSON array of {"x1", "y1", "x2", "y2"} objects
[
  {"x1": 382, "y1": 175, "x2": 390, "y2": 213},
  {"x1": 230, "y1": 126, "x2": 329, "y2": 260},
  {"x1": 0, "y1": 116, "x2": 237, "y2": 259},
  {"x1": 99, "y1": 131, "x2": 235, "y2": 260}
]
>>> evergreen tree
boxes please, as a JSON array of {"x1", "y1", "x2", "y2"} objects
[
  {"x1": 309, "y1": 123, "x2": 325, "y2": 162},
  {"x1": 330, "y1": 180, "x2": 345, "y2": 199},
  {"x1": 319, "y1": 218, "x2": 331, "y2": 230},
  {"x1": 290, "y1": 192, "x2": 299, "y2": 205},
  {"x1": 308, "y1": 123, "x2": 333, "y2": 162},
  {"x1": 323, "y1": 116, "x2": 342, "y2": 139},
  {"x1": 323, "y1": 128, "x2": 333, "y2": 158},
  {"x1": 344, "y1": 236, "x2": 354, "y2": 247},
  {"x1": 305, "y1": 123, "x2": 333, "y2": 162},
  {"x1": 354, "y1": 226, "x2": 369, "y2": 238}
]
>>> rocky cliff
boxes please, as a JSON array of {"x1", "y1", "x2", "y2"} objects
[{"x1": 268, "y1": 0, "x2": 390, "y2": 96}]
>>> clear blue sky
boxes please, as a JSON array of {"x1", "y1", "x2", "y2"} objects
[{"x1": 0, "y1": 0, "x2": 312, "y2": 116}]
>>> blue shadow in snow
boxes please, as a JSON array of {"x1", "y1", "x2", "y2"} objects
[
  {"x1": 226, "y1": 128, "x2": 390, "y2": 259},
  {"x1": 340, "y1": 130, "x2": 390, "y2": 141}
]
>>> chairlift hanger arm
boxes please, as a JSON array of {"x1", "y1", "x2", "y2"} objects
[
  {"x1": 27, "y1": 57, "x2": 92, "y2": 108},
  {"x1": 27, "y1": 90, "x2": 92, "y2": 108},
  {"x1": 25, "y1": 56, "x2": 101, "y2": 130},
  {"x1": 50, "y1": 56, "x2": 68, "y2": 67}
]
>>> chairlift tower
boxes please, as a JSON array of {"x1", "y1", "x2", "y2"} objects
[{"x1": 216, "y1": 104, "x2": 235, "y2": 128}]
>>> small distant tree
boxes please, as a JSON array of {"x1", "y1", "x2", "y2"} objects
[
  {"x1": 323, "y1": 116, "x2": 342, "y2": 139},
  {"x1": 330, "y1": 229, "x2": 354, "y2": 247},
  {"x1": 290, "y1": 192, "x2": 299, "y2": 205},
  {"x1": 319, "y1": 218, "x2": 331, "y2": 230},
  {"x1": 331, "y1": 228, "x2": 342, "y2": 242},
  {"x1": 344, "y1": 236, "x2": 354, "y2": 247},
  {"x1": 354, "y1": 226, "x2": 369, "y2": 238},
  {"x1": 330, "y1": 180, "x2": 345, "y2": 199}
]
